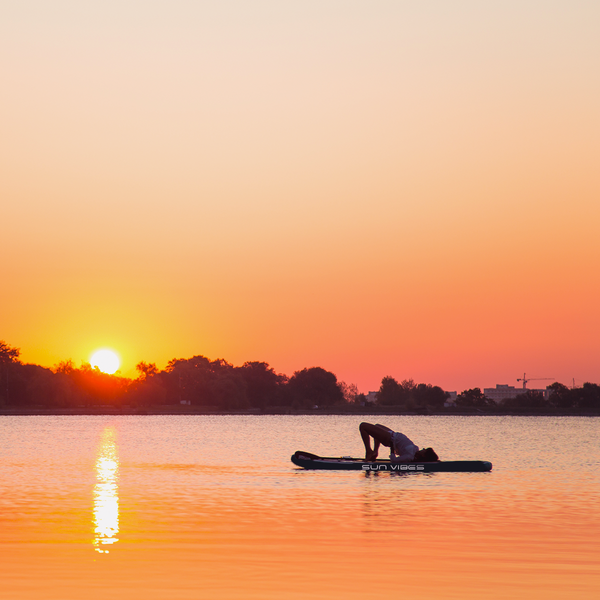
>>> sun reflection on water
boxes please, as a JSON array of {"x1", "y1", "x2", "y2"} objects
[{"x1": 93, "y1": 426, "x2": 119, "y2": 553}]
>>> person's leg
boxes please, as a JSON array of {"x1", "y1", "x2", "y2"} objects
[
  {"x1": 359, "y1": 422, "x2": 378, "y2": 460},
  {"x1": 375, "y1": 424, "x2": 394, "y2": 434},
  {"x1": 359, "y1": 422, "x2": 394, "y2": 461}
]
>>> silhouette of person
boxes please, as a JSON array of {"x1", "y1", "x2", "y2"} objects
[{"x1": 359, "y1": 422, "x2": 438, "y2": 462}]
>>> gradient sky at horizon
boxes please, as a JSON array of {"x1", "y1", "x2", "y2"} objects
[{"x1": 2, "y1": 1, "x2": 599, "y2": 393}]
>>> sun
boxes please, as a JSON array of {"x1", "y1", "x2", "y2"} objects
[{"x1": 90, "y1": 349, "x2": 121, "y2": 375}]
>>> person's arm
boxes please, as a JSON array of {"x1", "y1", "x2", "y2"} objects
[
  {"x1": 390, "y1": 452, "x2": 414, "y2": 462},
  {"x1": 390, "y1": 443, "x2": 419, "y2": 462}
]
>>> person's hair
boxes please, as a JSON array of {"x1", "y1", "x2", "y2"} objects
[{"x1": 416, "y1": 447, "x2": 439, "y2": 462}]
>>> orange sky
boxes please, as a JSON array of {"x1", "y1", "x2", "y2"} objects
[{"x1": 1, "y1": 1, "x2": 599, "y2": 392}]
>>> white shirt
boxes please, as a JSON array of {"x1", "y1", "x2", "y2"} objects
[{"x1": 390, "y1": 431, "x2": 419, "y2": 461}]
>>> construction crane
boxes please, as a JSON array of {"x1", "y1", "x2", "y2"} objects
[{"x1": 517, "y1": 373, "x2": 554, "y2": 390}]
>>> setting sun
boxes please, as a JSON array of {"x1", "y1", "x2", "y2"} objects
[{"x1": 90, "y1": 350, "x2": 121, "y2": 375}]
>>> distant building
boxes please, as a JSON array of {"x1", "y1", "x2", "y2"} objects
[
  {"x1": 366, "y1": 391, "x2": 378, "y2": 404},
  {"x1": 484, "y1": 384, "x2": 551, "y2": 403},
  {"x1": 444, "y1": 391, "x2": 457, "y2": 407}
]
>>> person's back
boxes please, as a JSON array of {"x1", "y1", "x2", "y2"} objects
[{"x1": 390, "y1": 431, "x2": 419, "y2": 461}]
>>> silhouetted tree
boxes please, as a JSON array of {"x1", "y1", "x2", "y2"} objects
[
  {"x1": 377, "y1": 377, "x2": 446, "y2": 409},
  {"x1": 51, "y1": 360, "x2": 89, "y2": 407},
  {"x1": 503, "y1": 389, "x2": 548, "y2": 410},
  {"x1": 237, "y1": 361, "x2": 287, "y2": 409},
  {"x1": 211, "y1": 371, "x2": 249, "y2": 410},
  {"x1": 456, "y1": 388, "x2": 494, "y2": 409},
  {"x1": 573, "y1": 383, "x2": 600, "y2": 410},
  {"x1": 413, "y1": 383, "x2": 449, "y2": 408},
  {"x1": 27, "y1": 365, "x2": 66, "y2": 408},
  {"x1": 354, "y1": 392, "x2": 368, "y2": 406},
  {"x1": 136, "y1": 361, "x2": 159, "y2": 380},
  {"x1": 127, "y1": 361, "x2": 165, "y2": 407},
  {"x1": 72, "y1": 363, "x2": 129, "y2": 407},
  {"x1": 286, "y1": 367, "x2": 344, "y2": 408},
  {"x1": 162, "y1": 356, "x2": 250, "y2": 408},
  {"x1": 50, "y1": 370, "x2": 80, "y2": 408},
  {"x1": 163, "y1": 356, "x2": 216, "y2": 406},
  {"x1": 547, "y1": 382, "x2": 575, "y2": 409},
  {"x1": 0, "y1": 341, "x2": 21, "y2": 406},
  {"x1": 3, "y1": 363, "x2": 46, "y2": 406},
  {"x1": 338, "y1": 381, "x2": 359, "y2": 404},
  {"x1": 0, "y1": 341, "x2": 20, "y2": 364},
  {"x1": 377, "y1": 376, "x2": 403, "y2": 406},
  {"x1": 55, "y1": 359, "x2": 76, "y2": 375}
]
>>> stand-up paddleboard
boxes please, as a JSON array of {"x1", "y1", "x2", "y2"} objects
[{"x1": 291, "y1": 451, "x2": 492, "y2": 472}]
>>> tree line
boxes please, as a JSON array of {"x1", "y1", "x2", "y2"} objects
[
  {"x1": 0, "y1": 340, "x2": 352, "y2": 410},
  {"x1": 353, "y1": 376, "x2": 600, "y2": 412},
  {"x1": 452, "y1": 383, "x2": 600, "y2": 411},
  {"x1": 1, "y1": 340, "x2": 599, "y2": 412},
  {"x1": 368, "y1": 376, "x2": 449, "y2": 409}
]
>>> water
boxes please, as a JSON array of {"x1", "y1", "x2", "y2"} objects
[{"x1": 0, "y1": 415, "x2": 598, "y2": 599}]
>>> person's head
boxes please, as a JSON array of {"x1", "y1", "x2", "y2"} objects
[{"x1": 414, "y1": 447, "x2": 439, "y2": 462}]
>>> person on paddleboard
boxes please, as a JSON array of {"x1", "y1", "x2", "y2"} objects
[{"x1": 359, "y1": 422, "x2": 439, "y2": 462}]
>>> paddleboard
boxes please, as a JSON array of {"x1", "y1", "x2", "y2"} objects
[{"x1": 291, "y1": 451, "x2": 492, "y2": 472}]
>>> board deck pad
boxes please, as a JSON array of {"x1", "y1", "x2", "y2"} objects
[{"x1": 291, "y1": 451, "x2": 493, "y2": 472}]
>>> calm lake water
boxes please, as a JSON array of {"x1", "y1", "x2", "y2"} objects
[{"x1": 0, "y1": 415, "x2": 598, "y2": 599}]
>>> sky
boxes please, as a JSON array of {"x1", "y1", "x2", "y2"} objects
[{"x1": 1, "y1": 1, "x2": 599, "y2": 393}]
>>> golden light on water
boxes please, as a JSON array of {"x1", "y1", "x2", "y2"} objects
[{"x1": 93, "y1": 426, "x2": 119, "y2": 553}]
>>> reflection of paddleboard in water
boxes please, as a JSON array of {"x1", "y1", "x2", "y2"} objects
[{"x1": 291, "y1": 451, "x2": 492, "y2": 472}]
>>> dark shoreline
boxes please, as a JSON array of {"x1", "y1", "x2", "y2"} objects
[{"x1": 1, "y1": 407, "x2": 598, "y2": 417}]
